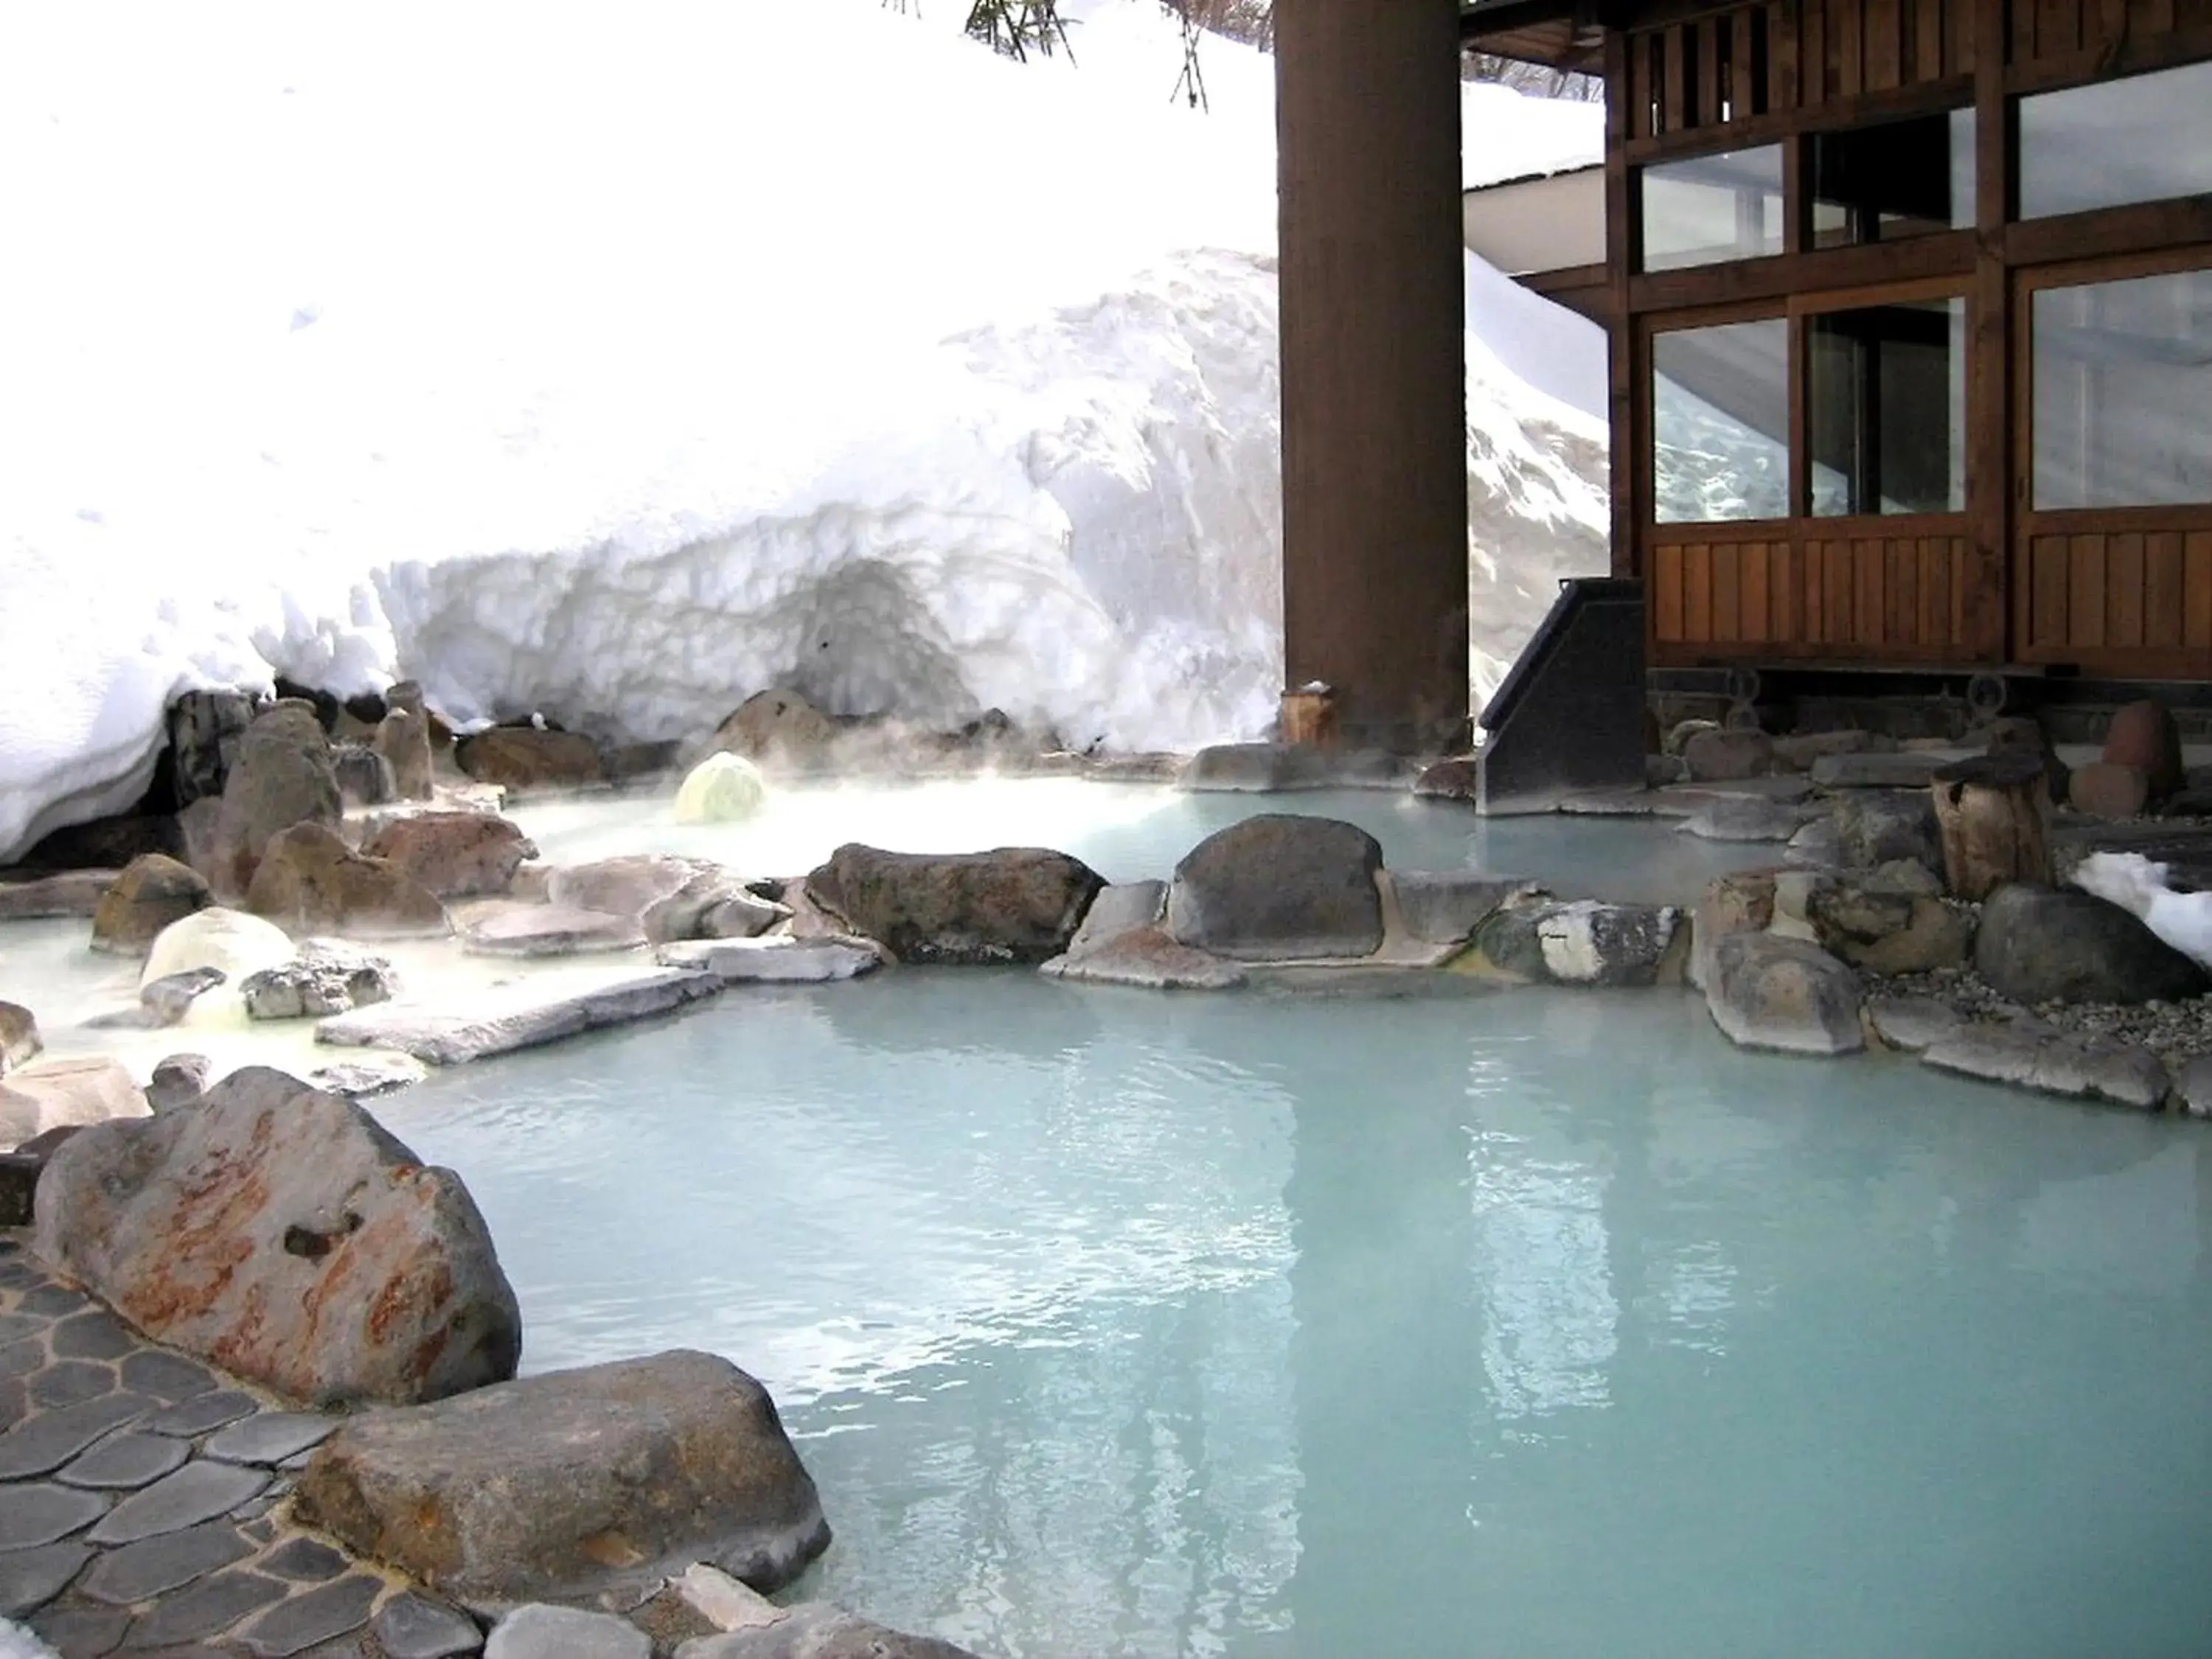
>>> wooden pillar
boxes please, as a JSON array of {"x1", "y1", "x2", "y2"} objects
[{"x1": 1276, "y1": 0, "x2": 1467, "y2": 751}]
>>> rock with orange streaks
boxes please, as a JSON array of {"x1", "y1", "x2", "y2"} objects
[{"x1": 31, "y1": 1065, "x2": 519, "y2": 1408}]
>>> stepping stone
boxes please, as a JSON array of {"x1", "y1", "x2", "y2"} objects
[
  {"x1": 118, "y1": 1352, "x2": 220, "y2": 1404},
  {"x1": 145, "y1": 1391, "x2": 257, "y2": 1439},
  {"x1": 458, "y1": 904, "x2": 647, "y2": 959},
  {"x1": 18, "y1": 1285, "x2": 90, "y2": 1318},
  {"x1": 56, "y1": 1431, "x2": 189, "y2": 1491},
  {"x1": 0, "y1": 1338, "x2": 44, "y2": 1380},
  {"x1": 234, "y1": 1573, "x2": 380, "y2": 1658},
  {"x1": 0, "y1": 1312, "x2": 44, "y2": 1346},
  {"x1": 317, "y1": 968, "x2": 719, "y2": 1065},
  {"x1": 31, "y1": 1360, "x2": 118, "y2": 1409},
  {"x1": 258, "y1": 1537, "x2": 349, "y2": 1583},
  {"x1": 0, "y1": 1484, "x2": 109, "y2": 1551},
  {"x1": 204, "y1": 1414, "x2": 338, "y2": 1468},
  {"x1": 0, "y1": 1378, "x2": 27, "y2": 1431},
  {"x1": 121, "y1": 1567, "x2": 286, "y2": 1649},
  {"x1": 484, "y1": 1605, "x2": 648, "y2": 1659},
  {"x1": 88, "y1": 1461, "x2": 270, "y2": 1545},
  {"x1": 35, "y1": 1602, "x2": 131, "y2": 1658},
  {"x1": 51, "y1": 1311, "x2": 138, "y2": 1363},
  {"x1": 375, "y1": 1594, "x2": 484, "y2": 1659},
  {"x1": 0, "y1": 1540, "x2": 93, "y2": 1618},
  {"x1": 0, "y1": 1394, "x2": 153, "y2": 1480},
  {"x1": 80, "y1": 1520, "x2": 255, "y2": 1606}
]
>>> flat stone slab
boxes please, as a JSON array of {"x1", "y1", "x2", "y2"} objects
[
  {"x1": 1040, "y1": 927, "x2": 1247, "y2": 991},
  {"x1": 1388, "y1": 872, "x2": 1535, "y2": 945},
  {"x1": 0, "y1": 1394, "x2": 154, "y2": 1481},
  {"x1": 303, "y1": 1055, "x2": 431, "y2": 1100},
  {"x1": 655, "y1": 937, "x2": 883, "y2": 984},
  {"x1": 1867, "y1": 995, "x2": 1964, "y2": 1054},
  {"x1": 0, "y1": 1540, "x2": 93, "y2": 1618},
  {"x1": 116, "y1": 1352, "x2": 218, "y2": 1404},
  {"x1": 1811, "y1": 752, "x2": 1950, "y2": 788},
  {"x1": 34, "y1": 1601, "x2": 129, "y2": 1656},
  {"x1": 458, "y1": 904, "x2": 647, "y2": 959},
  {"x1": 202, "y1": 1415, "x2": 338, "y2": 1469},
  {"x1": 375, "y1": 1593, "x2": 485, "y2": 1659},
  {"x1": 122, "y1": 1565, "x2": 287, "y2": 1648},
  {"x1": 79, "y1": 1520, "x2": 257, "y2": 1606},
  {"x1": 233, "y1": 1572, "x2": 380, "y2": 1658},
  {"x1": 0, "y1": 1484, "x2": 109, "y2": 1551},
  {"x1": 258, "y1": 1537, "x2": 348, "y2": 1583},
  {"x1": 87, "y1": 1461, "x2": 270, "y2": 1546},
  {"x1": 55, "y1": 1433, "x2": 190, "y2": 1492},
  {"x1": 0, "y1": 872, "x2": 122, "y2": 920},
  {"x1": 315, "y1": 969, "x2": 720, "y2": 1065},
  {"x1": 144, "y1": 1392, "x2": 257, "y2": 1439},
  {"x1": 485, "y1": 1605, "x2": 648, "y2": 1659},
  {"x1": 1677, "y1": 796, "x2": 1823, "y2": 843},
  {"x1": 1921, "y1": 1024, "x2": 2171, "y2": 1109}
]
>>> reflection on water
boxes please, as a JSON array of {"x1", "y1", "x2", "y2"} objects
[{"x1": 380, "y1": 977, "x2": 2212, "y2": 1659}]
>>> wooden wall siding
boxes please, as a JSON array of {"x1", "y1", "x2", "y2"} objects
[
  {"x1": 1649, "y1": 534, "x2": 1974, "y2": 653},
  {"x1": 1628, "y1": 0, "x2": 1975, "y2": 137},
  {"x1": 2023, "y1": 529, "x2": 2212, "y2": 658},
  {"x1": 2009, "y1": 0, "x2": 2212, "y2": 62}
]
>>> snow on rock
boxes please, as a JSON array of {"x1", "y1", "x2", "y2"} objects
[
  {"x1": 0, "y1": 1621, "x2": 60, "y2": 1659},
  {"x1": 0, "y1": 0, "x2": 1606, "y2": 862}
]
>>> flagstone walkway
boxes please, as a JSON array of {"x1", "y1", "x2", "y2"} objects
[{"x1": 0, "y1": 1231, "x2": 481, "y2": 1659}]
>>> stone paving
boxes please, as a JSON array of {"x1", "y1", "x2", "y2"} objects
[{"x1": 0, "y1": 1231, "x2": 484, "y2": 1659}]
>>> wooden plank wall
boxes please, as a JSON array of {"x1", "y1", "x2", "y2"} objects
[
  {"x1": 2021, "y1": 528, "x2": 2212, "y2": 666},
  {"x1": 1651, "y1": 535, "x2": 1977, "y2": 654},
  {"x1": 2011, "y1": 0, "x2": 2212, "y2": 63},
  {"x1": 1627, "y1": 0, "x2": 1977, "y2": 139}
]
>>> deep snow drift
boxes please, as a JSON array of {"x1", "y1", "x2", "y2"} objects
[{"x1": 0, "y1": 0, "x2": 1607, "y2": 862}]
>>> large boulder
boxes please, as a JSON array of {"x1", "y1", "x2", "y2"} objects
[
  {"x1": 333, "y1": 742, "x2": 397, "y2": 808},
  {"x1": 1178, "y1": 743, "x2": 1327, "y2": 793},
  {"x1": 1801, "y1": 876, "x2": 1974, "y2": 975},
  {"x1": 240, "y1": 941, "x2": 400, "y2": 1020},
  {"x1": 1832, "y1": 789, "x2": 1941, "y2": 871},
  {"x1": 1688, "y1": 868, "x2": 1778, "y2": 992},
  {"x1": 1975, "y1": 883, "x2": 2212, "y2": 1005},
  {"x1": 0, "y1": 1057, "x2": 148, "y2": 1150},
  {"x1": 142, "y1": 905, "x2": 297, "y2": 990},
  {"x1": 295, "y1": 1349, "x2": 830, "y2": 1605},
  {"x1": 166, "y1": 689, "x2": 256, "y2": 807},
  {"x1": 2102, "y1": 698, "x2": 2183, "y2": 800},
  {"x1": 32, "y1": 1067, "x2": 522, "y2": 1405},
  {"x1": 1680, "y1": 728, "x2": 1774, "y2": 782},
  {"x1": 0, "y1": 1001, "x2": 41, "y2": 1075},
  {"x1": 373, "y1": 706, "x2": 436, "y2": 802},
  {"x1": 456, "y1": 727, "x2": 605, "y2": 792},
  {"x1": 806, "y1": 845, "x2": 1104, "y2": 964},
  {"x1": 362, "y1": 812, "x2": 537, "y2": 900},
  {"x1": 1470, "y1": 897, "x2": 1682, "y2": 987},
  {"x1": 89, "y1": 853, "x2": 212, "y2": 956},
  {"x1": 675, "y1": 754, "x2": 769, "y2": 824},
  {"x1": 707, "y1": 690, "x2": 840, "y2": 772},
  {"x1": 1040, "y1": 880, "x2": 1245, "y2": 990},
  {"x1": 1164, "y1": 815, "x2": 1383, "y2": 961},
  {"x1": 1390, "y1": 872, "x2": 1534, "y2": 945},
  {"x1": 211, "y1": 703, "x2": 344, "y2": 893},
  {"x1": 548, "y1": 856, "x2": 780, "y2": 945},
  {"x1": 1705, "y1": 933, "x2": 1865, "y2": 1056},
  {"x1": 246, "y1": 823, "x2": 451, "y2": 938}
]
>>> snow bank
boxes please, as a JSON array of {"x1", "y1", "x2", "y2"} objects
[{"x1": 0, "y1": 0, "x2": 1604, "y2": 860}]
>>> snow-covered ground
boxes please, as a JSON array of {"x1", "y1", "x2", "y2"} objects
[{"x1": 0, "y1": 0, "x2": 1607, "y2": 863}]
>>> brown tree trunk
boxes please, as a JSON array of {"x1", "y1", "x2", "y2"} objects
[{"x1": 1931, "y1": 752, "x2": 2053, "y2": 900}]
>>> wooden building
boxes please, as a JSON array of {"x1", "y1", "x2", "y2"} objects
[
  {"x1": 1270, "y1": 0, "x2": 2212, "y2": 748},
  {"x1": 1461, "y1": 0, "x2": 2212, "y2": 681}
]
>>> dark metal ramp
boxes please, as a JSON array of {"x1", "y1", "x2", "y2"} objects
[{"x1": 1477, "y1": 577, "x2": 1647, "y2": 813}]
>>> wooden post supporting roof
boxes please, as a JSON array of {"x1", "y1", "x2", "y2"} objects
[{"x1": 1276, "y1": 0, "x2": 1469, "y2": 751}]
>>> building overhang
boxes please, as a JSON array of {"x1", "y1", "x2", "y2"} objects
[{"x1": 1460, "y1": 0, "x2": 1608, "y2": 72}]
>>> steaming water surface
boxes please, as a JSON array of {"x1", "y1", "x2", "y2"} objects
[{"x1": 380, "y1": 975, "x2": 2212, "y2": 1659}]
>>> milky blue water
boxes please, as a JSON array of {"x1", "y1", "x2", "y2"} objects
[{"x1": 379, "y1": 973, "x2": 2212, "y2": 1659}]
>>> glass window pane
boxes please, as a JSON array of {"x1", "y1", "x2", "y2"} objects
[
  {"x1": 1652, "y1": 319, "x2": 1790, "y2": 523},
  {"x1": 1639, "y1": 147, "x2": 1785, "y2": 272},
  {"x1": 1808, "y1": 298, "x2": 1967, "y2": 517},
  {"x1": 2034, "y1": 269, "x2": 2212, "y2": 510},
  {"x1": 2020, "y1": 60, "x2": 2212, "y2": 220},
  {"x1": 1810, "y1": 111, "x2": 1974, "y2": 248}
]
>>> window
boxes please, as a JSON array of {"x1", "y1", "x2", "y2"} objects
[
  {"x1": 1639, "y1": 147, "x2": 1785, "y2": 272},
  {"x1": 1808, "y1": 299, "x2": 1967, "y2": 516},
  {"x1": 2034, "y1": 268, "x2": 2212, "y2": 510},
  {"x1": 1652, "y1": 319, "x2": 1790, "y2": 523},
  {"x1": 1809, "y1": 110, "x2": 1975, "y2": 247},
  {"x1": 2020, "y1": 59, "x2": 2212, "y2": 220}
]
